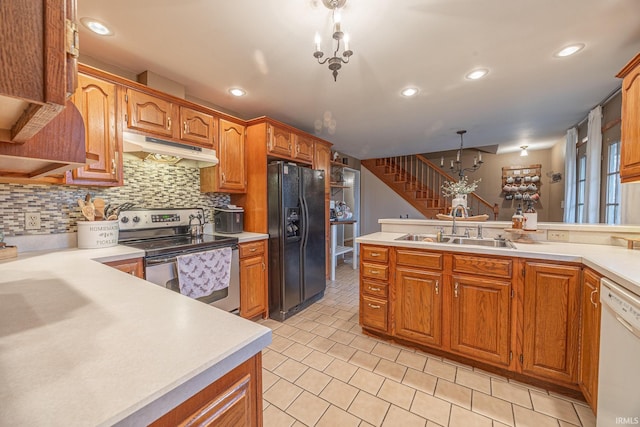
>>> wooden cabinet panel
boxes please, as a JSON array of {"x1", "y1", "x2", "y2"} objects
[
  {"x1": 104, "y1": 258, "x2": 144, "y2": 278},
  {"x1": 362, "y1": 279, "x2": 388, "y2": 299},
  {"x1": 579, "y1": 268, "x2": 601, "y2": 412},
  {"x1": 293, "y1": 133, "x2": 314, "y2": 164},
  {"x1": 126, "y1": 89, "x2": 175, "y2": 137},
  {"x1": 67, "y1": 73, "x2": 121, "y2": 185},
  {"x1": 522, "y1": 262, "x2": 580, "y2": 385},
  {"x1": 452, "y1": 254, "x2": 512, "y2": 279},
  {"x1": 450, "y1": 275, "x2": 511, "y2": 367},
  {"x1": 617, "y1": 53, "x2": 640, "y2": 183},
  {"x1": 150, "y1": 353, "x2": 262, "y2": 427},
  {"x1": 202, "y1": 119, "x2": 246, "y2": 193},
  {"x1": 361, "y1": 246, "x2": 389, "y2": 263},
  {"x1": 361, "y1": 295, "x2": 388, "y2": 332},
  {"x1": 362, "y1": 262, "x2": 389, "y2": 281},
  {"x1": 396, "y1": 248, "x2": 442, "y2": 270},
  {"x1": 313, "y1": 140, "x2": 332, "y2": 278},
  {"x1": 395, "y1": 267, "x2": 442, "y2": 346},
  {"x1": 0, "y1": 0, "x2": 75, "y2": 143},
  {"x1": 267, "y1": 124, "x2": 292, "y2": 157},
  {"x1": 179, "y1": 106, "x2": 216, "y2": 148},
  {"x1": 239, "y1": 240, "x2": 268, "y2": 319}
]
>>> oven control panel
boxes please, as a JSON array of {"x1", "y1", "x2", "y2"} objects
[{"x1": 118, "y1": 208, "x2": 205, "y2": 230}]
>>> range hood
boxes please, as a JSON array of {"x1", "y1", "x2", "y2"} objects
[{"x1": 122, "y1": 131, "x2": 218, "y2": 167}]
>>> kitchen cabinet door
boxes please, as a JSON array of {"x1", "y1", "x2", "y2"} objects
[
  {"x1": 103, "y1": 258, "x2": 144, "y2": 278},
  {"x1": 66, "y1": 72, "x2": 122, "y2": 186},
  {"x1": 179, "y1": 106, "x2": 216, "y2": 148},
  {"x1": 450, "y1": 275, "x2": 511, "y2": 367},
  {"x1": 239, "y1": 241, "x2": 268, "y2": 319},
  {"x1": 267, "y1": 124, "x2": 292, "y2": 157},
  {"x1": 394, "y1": 267, "x2": 443, "y2": 347},
  {"x1": 579, "y1": 268, "x2": 601, "y2": 413},
  {"x1": 617, "y1": 53, "x2": 640, "y2": 183},
  {"x1": 0, "y1": 0, "x2": 77, "y2": 143},
  {"x1": 125, "y1": 88, "x2": 175, "y2": 138},
  {"x1": 201, "y1": 119, "x2": 246, "y2": 193},
  {"x1": 522, "y1": 262, "x2": 580, "y2": 386},
  {"x1": 150, "y1": 354, "x2": 262, "y2": 427},
  {"x1": 292, "y1": 133, "x2": 314, "y2": 164}
]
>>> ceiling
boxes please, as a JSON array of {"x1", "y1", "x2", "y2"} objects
[{"x1": 77, "y1": 0, "x2": 640, "y2": 159}]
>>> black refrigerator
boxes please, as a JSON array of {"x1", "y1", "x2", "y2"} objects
[{"x1": 268, "y1": 161, "x2": 326, "y2": 321}]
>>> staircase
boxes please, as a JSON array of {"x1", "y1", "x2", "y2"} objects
[{"x1": 361, "y1": 155, "x2": 496, "y2": 220}]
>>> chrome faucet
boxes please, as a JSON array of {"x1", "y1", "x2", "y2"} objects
[{"x1": 451, "y1": 204, "x2": 466, "y2": 236}]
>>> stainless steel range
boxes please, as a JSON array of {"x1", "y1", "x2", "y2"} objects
[{"x1": 118, "y1": 207, "x2": 240, "y2": 312}]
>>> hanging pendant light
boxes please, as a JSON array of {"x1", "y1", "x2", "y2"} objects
[{"x1": 313, "y1": 0, "x2": 354, "y2": 81}]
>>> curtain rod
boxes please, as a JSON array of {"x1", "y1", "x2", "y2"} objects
[{"x1": 573, "y1": 86, "x2": 621, "y2": 128}]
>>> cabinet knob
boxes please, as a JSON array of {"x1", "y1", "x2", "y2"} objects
[
  {"x1": 167, "y1": 117, "x2": 172, "y2": 130},
  {"x1": 184, "y1": 121, "x2": 188, "y2": 133},
  {"x1": 435, "y1": 280, "x2": 439, "y2": 295},
  {"x1": 368, "y1": 286, "x2": 381, "y2": 292},
  {"x1": 370, "y1": 252, "x2": 380, "y2": 257},
  {"x1": 250, "y1": 247, "x2": 257, "y2": 252},
  {"x1": 367, "y1": 303, "x2": 381, "y2": 309},
  {"x1": 454, "y1": 282, "x2": 459, "y2": 298},
  {"x1": 369, "y1": 270, "x2": 379, "y2": 275},
  {"x1": 262, "y1": 262, "x2": 265, "y2": 271},
  {"x1": 590, "y1": 287, "x2": 598, "y2": 307}
]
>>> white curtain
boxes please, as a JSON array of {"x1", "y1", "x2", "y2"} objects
[
  {"x1": 584, "y1": 106, "x2": 602, "y2": 223},
  {"x1": 563, "y1": 127, "x2": 578, "y2": 223}
]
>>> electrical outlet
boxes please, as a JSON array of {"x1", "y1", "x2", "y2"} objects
[
  {"x1": 25, "y1": 212, "x2": 41, "y2": 230},
  {"x1": 547, "y1": 230, "x2": 569, "y2": 242}
]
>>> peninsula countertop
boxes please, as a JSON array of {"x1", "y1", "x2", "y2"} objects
[
  {"x1": 356, "y1": 231, "x2": 640, "y2": 296},
  {"x1": 0, "y1": 245, "x2": 272, "y2": 426}
]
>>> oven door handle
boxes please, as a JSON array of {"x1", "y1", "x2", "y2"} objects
[
  {"x1": 145, "y1": 245, "x2": 239, "y2": 267},
  {"x1": 146, "y1": 256, "x2": 177, "y2": 266}
]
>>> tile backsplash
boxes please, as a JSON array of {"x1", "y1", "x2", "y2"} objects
[{"x1": 0, "y1": 157, "x2": 229, "y2": 237}]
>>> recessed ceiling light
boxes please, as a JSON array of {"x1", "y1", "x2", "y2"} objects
[
  {"x1": 465, "y1": 69, "x2": 489, "y2": 80},
  {"x1": 80, "y1": 18, "x2": 113, "y2": 36},
  {"x1": 555, "y1": 44, "x2": 585, "y2": 57},
  {"x1": 229, "y1": 88, "x2": 246, "y2": 97},
  {"x1": 401, "y1": 87, "x2": 419, "y2": 97}
]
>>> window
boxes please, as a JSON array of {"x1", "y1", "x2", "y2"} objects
[
  {"x1": 576, "y1": 150, "x2": 587, "y2": 223},
  {"x1": 603, "y1": 140, "x2": 621, "y2": 224}
]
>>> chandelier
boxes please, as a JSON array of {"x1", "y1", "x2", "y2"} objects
[
  {"x1": 313, "y1": 0, "x2": 353, "y2": 82},
  {"x1": 440, "y1": 130, "x2": 484, "y2": 178}
]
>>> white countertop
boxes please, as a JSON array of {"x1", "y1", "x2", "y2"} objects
[
  {"x1": 356, "y1": 232, "x2": 640, "y2": 296},
  {"x1": 0, "y1": 245, "x2": 271, "y2": 426}
]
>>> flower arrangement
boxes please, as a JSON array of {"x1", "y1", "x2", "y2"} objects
[{"x1": 441, "y1": 176, "x2": 481, "y2": 198}]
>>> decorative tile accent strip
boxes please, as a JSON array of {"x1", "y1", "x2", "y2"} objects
[{"x1": 0, "y1": 158, "x2": 230, "y2": 236}]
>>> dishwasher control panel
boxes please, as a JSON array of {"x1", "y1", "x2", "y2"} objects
[{"x1": 601, "y1": 278, "x2": 640, "y2": 331}]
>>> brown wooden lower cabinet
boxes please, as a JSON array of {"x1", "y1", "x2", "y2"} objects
[
  {"x1": 579, "y1": 268, "x2": 601, "y2": 412},
  {"x1": 359, "y1": 244, "x2": 588, "y2": 401},
  {"x1": 450, "y1": 274, "x2": 511, "y2": 367},
  {"x1": 522, "y1": 261, "x2": 581, "y2": 387},
  {"x1": 394, "y1": 267, "x2": 442, "y2": 346},
  {"x1": 239, "y1": 240, "x2": 269, "y2": 319},
  {"x1": 150, "y1": 353, "x2": 263, "y2": 427},
  {"x1": 103, "y1": 257, "x2": 144, "y2": 278}
]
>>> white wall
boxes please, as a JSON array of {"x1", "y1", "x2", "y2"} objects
[{"x1": 361, "y1": 168, "x2": 425, "y2": 235}]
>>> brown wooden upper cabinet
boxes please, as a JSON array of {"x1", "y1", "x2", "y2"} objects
[
  {"x1": 201, "y1": 119, "x2": 246, "y2": 193},
  {"x1": 292, "y1": 133, "x2": 315, "y2": 164},
  {"x1": 179, "y1": 106, "x2": 216, "y2": 148},
  {"x1": 125, "y1": 89, "x2": 175, "y2": 138},
  {"x1": 267, "y1": 123, "x2": 293, "y2": 158},
  {"x1": 617, "y1": 53, "x2": 640, "y2": 183},
  {"x1": 66, "y1": 71, "x2": 122, "y2": 186},
  {"x1": 0, "y1": 0, "x2": 78, "y2": 143}
]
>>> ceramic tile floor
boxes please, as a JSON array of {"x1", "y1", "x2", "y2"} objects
[{"x1": 257, "y1": 262, "x2": 597, "y2": 427}]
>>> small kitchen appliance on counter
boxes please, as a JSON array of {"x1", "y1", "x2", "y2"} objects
[
  {"x1": 213, "y1": 205, "x2": 244, "y2": 234},
  {"x1": 117, "y1": 207, "x2": 240, "y2": 312}
]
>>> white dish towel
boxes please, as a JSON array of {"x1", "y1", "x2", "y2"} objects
[{"x1": 176, "y1": 247, "x2": 232, "y2": 299}]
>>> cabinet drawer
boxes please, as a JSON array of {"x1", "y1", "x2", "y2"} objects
[
  {"x1": 362, "y1": 246, "x2": 389, "y2": 263},
  {"x1": 362, "y1": 262, "x2": 389, "y2": 281},
  {"x1": 362, "y1": 279, "x2": 388, "y2": 299},
  {"x1": 452, "y1": 254, "x2": 512, "y2": 279},
  {"x1": 239, "y1": 240, "x2": 265, "y2": 258},
  {"x1": 396, "y1": 248, "x2": 443, "y2": 270},
  {"x1": 361, "y1": 296, "x2": 388, "y2": 332}
]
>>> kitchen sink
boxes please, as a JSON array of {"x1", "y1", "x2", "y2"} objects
[{"x1": 395, "y1": 233, "x2": 516, "y2": 249}]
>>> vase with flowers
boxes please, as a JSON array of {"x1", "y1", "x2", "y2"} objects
[{"x1": 441, "y1": 177, "x2": 481, "y2": 214}]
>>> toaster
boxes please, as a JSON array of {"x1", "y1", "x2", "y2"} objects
[{"x1": 213, "y1": 205, "x2": 244, "y2": 234}]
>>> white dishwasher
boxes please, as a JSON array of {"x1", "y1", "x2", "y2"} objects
[{"x1": 597, "y1": 277, "x2": 640, "y2": 427}]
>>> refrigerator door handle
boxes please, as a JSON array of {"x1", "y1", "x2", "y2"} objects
[{"x1": 300, "y1": 196, "x2": 309, "y2": 248}]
